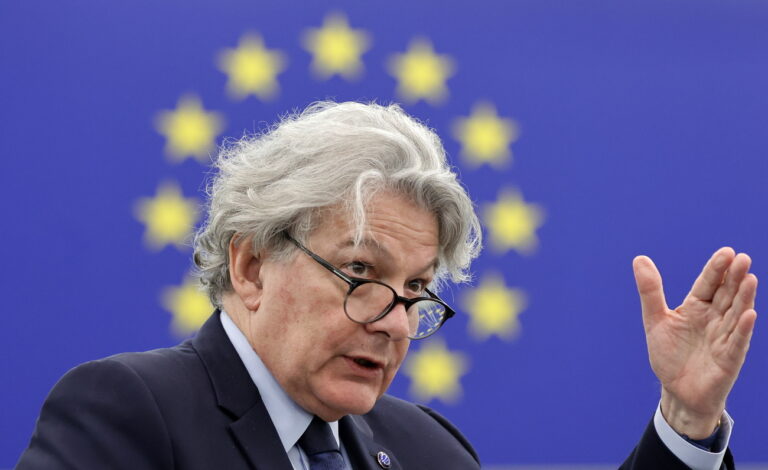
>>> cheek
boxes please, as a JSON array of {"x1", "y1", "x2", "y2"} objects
[
  {"x1": 271, "y1": 282, "x2": 314, "y2": 331},
  {"x1": 272, "y1": 284, "x2": 345, "y2": 359},
  {"x1": 383, "y1": 342, "x2": 410, "y2": 386},
  {"x1": 395, "y1": 341, "x2": 410, "y2": 365},
  {"x1": 296, "y1": 282, "x2": 349, "y2": 333}
]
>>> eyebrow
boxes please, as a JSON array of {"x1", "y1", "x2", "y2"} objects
[
  {"x1": 335, "y1": 238, "x2": 439, "y2": 276},
  {"x1": 336, "y1": 237, "x2": 390, "y2": 257}
]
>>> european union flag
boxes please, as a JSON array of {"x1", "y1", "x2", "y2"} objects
[{"x1": 2, "y1": 1, "x2": 767, "y2": 467}]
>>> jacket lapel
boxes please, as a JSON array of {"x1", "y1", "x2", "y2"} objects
[
  {"x1": 192, "y1": 311, "x2": 292, "y2": 470},
  {"x1": 340, "y1": 414, "x2": 401, "y2": 470},
  {"x1": 230, "y1": 407, "x2": 293, "y2": 470}
]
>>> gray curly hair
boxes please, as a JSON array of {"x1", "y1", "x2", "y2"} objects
[{"x1": 193, "y1": 101, "x2": 482, "y2": 307}]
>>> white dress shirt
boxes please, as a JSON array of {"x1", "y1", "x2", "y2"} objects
[
  {"x1": 221, "y1": 310, "x2": 731, "y2": 469},
  {"x1": 654, "y1": 402, "x2": 733, "y2": 470},
  {"x1": 221, "y1": 311, "x2": 352, "y2": 470}
]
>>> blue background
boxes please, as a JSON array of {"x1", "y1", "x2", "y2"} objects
[{"x1": 1, "y1": 0, "x2": 766, "y2": 466}]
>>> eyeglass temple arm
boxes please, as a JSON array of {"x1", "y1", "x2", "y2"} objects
[{"x1": 285, "y1": 235, "x2": 355, "y2": 284}]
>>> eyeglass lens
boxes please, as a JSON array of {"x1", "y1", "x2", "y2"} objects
[{"x1": 344, "y1": 282, "x2": 446, "y2": 339}]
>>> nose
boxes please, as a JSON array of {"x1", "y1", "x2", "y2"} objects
[{"x1": 366, "y1": 301, "x2": 411, "y2": 341}]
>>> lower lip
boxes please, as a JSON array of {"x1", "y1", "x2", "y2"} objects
[{"x1": 343, "y1": 356, "x2": 384, "y2": 379}]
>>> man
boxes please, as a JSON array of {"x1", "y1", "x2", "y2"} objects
[{"x1": 17, "y1": 102, "x2": 757, "y2": 469}]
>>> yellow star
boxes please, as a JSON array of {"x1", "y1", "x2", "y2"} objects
[
  {"x1": 404, "y1": 339, "x2": 468, "y2": 403},
  {"x1": 162, "y1": 277, "x2": 214, "y2": 335},
  {"x1": 484, "y1": 188, "x2": 544, "y2": 255},
  {"x1": 134, "y1": 181, "x2": 199, "y2": 251},
  {"x1": 463, "y1": 273, "x2": 526, "y2": 340},
  {"x1": 388, "y1": 38, "x2": 455, "y2": 104},
  {"x1": 218, "y1": 33, "x2": 286, "y2": 100},
  {"x1": 155, "y1": 95, "x2": 224, "y2": 163},
  {"x1": 453, "y1": 102, "x2": 519, "y2": 168},
  {"x1": 302, "y1": 12, "x2": 370, "y2": 80}
]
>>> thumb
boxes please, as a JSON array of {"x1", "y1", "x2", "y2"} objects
[{"x1": 633, "y1": 255, "x2": 668, "y2": 329}]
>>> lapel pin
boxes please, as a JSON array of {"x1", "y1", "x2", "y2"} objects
[{"x1": 376, "y1": 451, "x2": 391, "y2": 469}]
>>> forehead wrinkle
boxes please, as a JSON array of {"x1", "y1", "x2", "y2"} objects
[{"x1": 336, "y1": 237, "x2": 438, "y2": 278}]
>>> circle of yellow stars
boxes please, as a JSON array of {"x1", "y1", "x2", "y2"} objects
[{"x1": 139, "y1": 12, "x2": 547, "y2": 404}]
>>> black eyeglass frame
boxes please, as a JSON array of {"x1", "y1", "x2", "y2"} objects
[{"x1": 285, "y1": 234, "x2": 455, "y2": 339}]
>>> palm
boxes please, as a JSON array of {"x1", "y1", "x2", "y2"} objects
[
  {"x1": 647, "y1": 299, "x2": 742, "y2": 414},
  {"x1": 633, "y1": 248, "x2": 757, "y2": 431}
]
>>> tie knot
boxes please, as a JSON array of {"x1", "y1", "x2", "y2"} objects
[{"x1": 299, "y1": 416, "x2": 339, "y2": 456}]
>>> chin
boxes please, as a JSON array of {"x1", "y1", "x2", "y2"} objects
[{"x1": 316, "y1": 382, "x2": 382, "y2": 419}]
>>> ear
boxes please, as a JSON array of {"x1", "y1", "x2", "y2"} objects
[{"x1": 228, "y1": 235, "x2": 264, "y2": 311}]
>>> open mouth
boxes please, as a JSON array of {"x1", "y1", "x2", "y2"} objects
[{"x1": 351, "y1": 357, "x2": 380, "y2": 369}]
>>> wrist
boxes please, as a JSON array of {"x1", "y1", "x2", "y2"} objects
[{"x1": 660, "y1": 391, "x2": 724, "y2": 440}]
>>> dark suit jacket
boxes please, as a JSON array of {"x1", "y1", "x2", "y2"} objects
[{"x1": 17, "y1": 312, "x2": 734, "y2": 469}]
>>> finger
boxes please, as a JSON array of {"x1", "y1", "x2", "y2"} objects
[
  {"x1": 712, "y1": 253, "x2": 752, "y2": 314},
  {"x1": 727, "y1": 309, "x2": 757, "y2": 365},
  {"x1": 688, "y1": 247, "x2": 735, "y2": 302},
  {"x1": 722, "y1": 273, "x2": 758, "y2": 335},
  {"x1": 633, "y1": 256, "x2": 668, "y2": 329}
]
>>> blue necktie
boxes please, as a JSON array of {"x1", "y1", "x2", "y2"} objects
[{"x1": 298, "y1": 416, "x2": 346, "y2": 470}]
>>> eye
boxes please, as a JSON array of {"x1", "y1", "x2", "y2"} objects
[
  {"x1": 407, "y1": 279, "x2": 428, "y2": 296},
  {"x1": 343, "y1": 261, "x2": 373, "y2": 278}
]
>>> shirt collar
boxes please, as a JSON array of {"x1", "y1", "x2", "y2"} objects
[{"x1": 219, "y1": 310, "x2": 341, "y2": 451}]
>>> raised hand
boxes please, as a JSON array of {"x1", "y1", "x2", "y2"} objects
[{"x1": 632, "y1": 247, "x2": 757, "y2": 438}]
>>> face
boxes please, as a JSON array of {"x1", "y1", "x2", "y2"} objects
[{"x1": 241, "y1": 191, "x2": 439, "y2": 421}]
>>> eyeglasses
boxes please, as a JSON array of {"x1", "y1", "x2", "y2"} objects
[{"x1": 286, "y1": 234, "x2": 455, "y2": 340}]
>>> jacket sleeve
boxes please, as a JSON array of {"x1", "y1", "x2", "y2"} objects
[
  {"x1": 15, "y1": 358, "x2": 173, "y2": 470},
  {"x1": 619, "y1": 418, "x2": 735, "y2": 470}
]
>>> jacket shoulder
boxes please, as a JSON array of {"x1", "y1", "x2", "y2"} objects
[
  {"x1": 16, "y1": 354, "x2": 177, "y2": 470},
  {"x1": 16, "y1": 341, "x2": 219, "y2": 470},
  {"x1": 103, "y1": 341, "x2": 210, "y2": 396}
]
